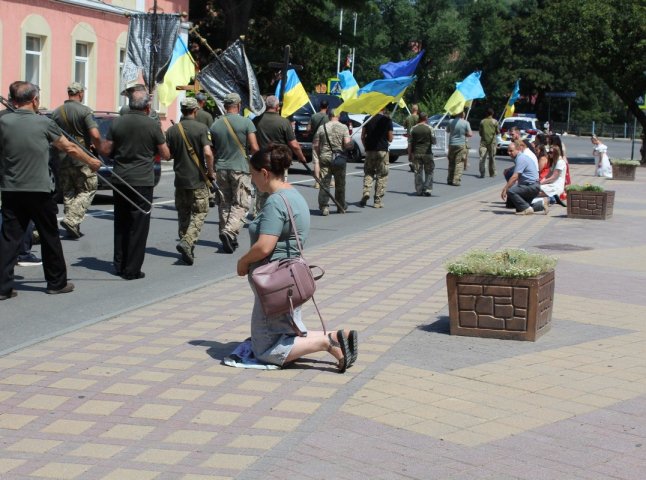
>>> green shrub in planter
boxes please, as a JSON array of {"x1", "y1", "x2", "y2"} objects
[
  {"x1": 566, "y1": 184, "x2": 604, "y2": 192},
  {"x1": 445, "y1": 249, "x2": 557, "y2": 341},
  {"x1": 445, "y1": 249, "x2": 557, "y2": 278},
  {"x1": 610, "y1": 159, "x2": 640, "y2": 166}
]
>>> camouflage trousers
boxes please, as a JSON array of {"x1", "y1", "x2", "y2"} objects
[
  {"x1": 175, "y1": 186, "x2": 210, "y2": 248},
  {"x1": 217, "y1": 170, "x2": 252, "y2": 238},
  {"x1": 59, "y1": 163, "x2": 97, "y2": 227},
  {"x1": 479, "y1": 142, "x2": 496, "y2": 177},
  {"x1": 318, "y1": 158, "x2": 347, "y2": 211},
  {"x1": 362, "y1": 150, "x2": 389, "y2": 205},
  {"x1": 447, "y1": 145, "x2": 468, "y2": 186},
  {"x1": 412, "y1": 153, "x2": 435, "y2": 195}
]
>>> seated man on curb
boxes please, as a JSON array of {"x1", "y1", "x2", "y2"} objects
[{"x1": 501, "y1": 140, "x2": 547, "y2": 215}]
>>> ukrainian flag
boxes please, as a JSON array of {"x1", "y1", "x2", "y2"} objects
[
  {"x1": 336, "y1": 76, "x2": 415, "y2": 116},
  {"x1": 157, "y1": 36, "x2": 195, "y2": 107},
  {"x1": 275, "y1": 69, "x2": 310, "y2": 117},
  {"x1": 338, "y1": 70, "x2": 359, "y2": 101},
  {"x1": 443, "y1": 71, "x2": 486, "y2": 115},
  {"x1": 503, "y1": 80, "x2": 520, "y2": 118}
]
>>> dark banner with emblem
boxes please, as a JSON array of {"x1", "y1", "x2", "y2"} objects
[
  {"x1": 197, "y1": 40, "x2": 265, "y2": 115},
  {"x1": 121, "y1": 13, "x2": 181, "y2": 92}
]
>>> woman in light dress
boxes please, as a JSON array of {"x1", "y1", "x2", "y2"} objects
[
  {"x1": 540, "y1": 146, "x2": 567, "y2": 206},
  {"x1": 592, "y1": 135, "x2": 612, "y2": 178}
]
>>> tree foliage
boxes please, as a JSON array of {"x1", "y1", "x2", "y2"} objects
[{"x1": 188, "y1": 0, "x2": 645, "y2": 131}]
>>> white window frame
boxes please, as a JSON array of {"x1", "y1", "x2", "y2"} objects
[
  {"x1": 25, "y1": 35, "x2": 42, "y2": 87},
  {"x1": 74, "y1": 42, "x2": 90, "y2": 104},
  {"x1": 21, "y1": 14, "x2": 52, "y2": 107}
]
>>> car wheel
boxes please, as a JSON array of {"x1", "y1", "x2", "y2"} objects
[
  {"x1": 349, "y1": 146, "x2": 362, "y2": 163},
  {"x1": 389, "y1": 155, "x2": 399, "y2": 163}
]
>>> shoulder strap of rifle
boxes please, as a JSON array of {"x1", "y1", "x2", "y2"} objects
[
  {"x1": 222, "y1": 115, "x2": 247, "y2": 159},
  {"x1": 177, "y1": 122, "x2": 212, "y2": 188}
]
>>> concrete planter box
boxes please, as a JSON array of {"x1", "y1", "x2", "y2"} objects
[
  {"x1": 612, "y1": 164, "x2": 636, "y2": 181},
  {"x1": 447, "y1": 271, "x2": 555, "y2": 341},
  {"x1": 567, "y1": 190, "x2": 614, "y2": 220}
]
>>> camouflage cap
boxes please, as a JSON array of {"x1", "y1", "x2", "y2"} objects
[
  {"x1": 195, "y1": 92, "x2": 207, "y2": 101},
  {"x1": 67, "y1": 82, "x2": 85, "y2": 94},
  {"x1": 181, "y1": 97, "x2": 199, "y2": 110},
  {"x1": 223, "y1": 92, "x2": 241, "y2": 106}
]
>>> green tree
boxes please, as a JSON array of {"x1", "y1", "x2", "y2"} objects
[{"x1": 528, "y1": 0, "x2": 646, "y2": 132}]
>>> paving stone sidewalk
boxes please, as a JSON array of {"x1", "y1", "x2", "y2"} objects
[{"x1": 1, "y1": 164, "x2": 645, "y2": 480}]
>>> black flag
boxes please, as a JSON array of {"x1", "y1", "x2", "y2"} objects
[
  {"x1": 197, "y1": 40, "x2": 265, "y2": 115},
  {"x1": 121, "y1": 13, "x2": 181, "y2": 92}
]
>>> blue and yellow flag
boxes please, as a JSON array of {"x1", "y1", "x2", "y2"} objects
[
  {"x1": 157, "y1": 36, "x2": 195, "y2": 107},
  {"x1": 338, "y1": 70, "x2": 359, "y2": 101},
  {"x1": 336, "y1": 76, "x2": 415, "y2": 115},
  {"x1": 275, "y1": 69, "x2": 310, "y2": 117},
  {"x1": 379, "y1": 50, "x2": 425, "y2": 79},
  {"x1": 503, "y1": 80, "x2": 520, "y2": 118},
  {"x1": 443, "y1": 71, "x2": 486, "y2": 115}
]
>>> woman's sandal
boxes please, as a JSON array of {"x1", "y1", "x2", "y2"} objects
[
  {"x1": 347, "y1": 330, "x2": 358, "y2": 368},
  {"x1": 328, "y1": 330, "x2": 350, "y2": 373}
]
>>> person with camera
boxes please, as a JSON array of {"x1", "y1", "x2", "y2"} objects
[
  {"x1": 165, "y1": 97, "x2": 215, "y2": 265},
  {"x1": 312, "y1": 109, "x2": 353, "y2": 215}
]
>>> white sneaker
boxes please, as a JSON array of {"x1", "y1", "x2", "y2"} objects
[
  {"x1": 542, "y1": 198, "x2": 550, "y2": 215},
  {"x1": 515, "y1": 207, "x2": 534, "y2": 216}
]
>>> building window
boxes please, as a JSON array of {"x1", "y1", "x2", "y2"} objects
[
  {"x1": 119, "y1": 48, "x2": 128, "y2": 107},
  {"x1": 25, "y1": 35, "x2": 42, "y2": 86},
  {"x1": 75, "y1": 42, "x2": 89, "y2": 103}
]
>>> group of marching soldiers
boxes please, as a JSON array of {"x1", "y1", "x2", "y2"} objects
[{"x1": 0, "y1": 80, "x2": 289, "y2": 301}]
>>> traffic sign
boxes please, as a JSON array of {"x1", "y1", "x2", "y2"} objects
[
  {"x1": 328, "y1": 78, "x2": 341, "y2": 96},
  {"x1": 545, "y1": 92, "x2": 576, "y2": 98}
]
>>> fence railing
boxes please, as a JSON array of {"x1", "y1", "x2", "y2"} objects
[{"x1": 541, "y1": 121, "x2": 642, "y2": 139}]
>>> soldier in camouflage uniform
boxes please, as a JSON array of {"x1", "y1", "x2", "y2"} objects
[
  {"x1": 210, "y1": 93, "x2": 259, "y2": 253},
  {"x1": 194, "y1": 92, "x2": 214, "y2": 128},
  {"x1": 165, "y1": 98, "x2": 215, "y2": 265},
  {"x1": 312, "y1": 109, "x2": 353, "y2": 215},
  {"x1": 408, "y1": 112, "x2": 436, "y2": 196},
  {"x1": 51, "y1": 82, "x2": 102, "y2": 238},
  {"x1": 403, "y1": 104, "x2": 419, "y2": 172},
  {"x1": 360, "y1": 108, "x2": 393, "y2": 208}
]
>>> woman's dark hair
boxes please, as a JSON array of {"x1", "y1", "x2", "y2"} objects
[
  {"x1": 536, "y1": 144, "x2": 548, "y2": 161},
  {"x1": 549, "y1": 134, "x2": 563, "y2": 150},
  {"x1": 250, "y1": 143, "x2": 292, "y2": 176},
  {"x1": 535, "y1": 133, "x2": 548, "y2": 147}
]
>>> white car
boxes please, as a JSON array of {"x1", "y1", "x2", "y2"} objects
[
  {"x1": 345, "y1": 113, "x2": 408, "y2": 163},
  {"x1": 496, "y1": 115, "x2": 542, "y2": 155}
]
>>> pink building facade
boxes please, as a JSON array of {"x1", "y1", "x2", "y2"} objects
[{"x1": 0, "y1": 0, "x2": 189, "y2": 125}]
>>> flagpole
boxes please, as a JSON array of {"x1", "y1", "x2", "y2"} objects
[
  {"x1": 498, "y1": 93, "x2": 513, "y2": 124},
  {"x1": 149, "y1": 0, "x2": 158, "y2": 94},
  {"x1": 351, "y1": 12, "x2": 357, "y2": 75},
  {"x1": 336, "y1": 9, "x2": 343, "y2": 74}
]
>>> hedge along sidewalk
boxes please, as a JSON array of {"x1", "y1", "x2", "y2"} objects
[{"x1": 0, "y1": 162, "x2": 642, "y2": 480}]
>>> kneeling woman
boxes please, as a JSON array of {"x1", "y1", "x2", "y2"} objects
[{"x1": 236, "y1": 143, "x2": 357, "y2": 372}]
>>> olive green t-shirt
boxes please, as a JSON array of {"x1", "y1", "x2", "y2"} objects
[
  {"x1": 479, "y1": 117, "x2": 499, "y2": 145},
  {"x1": 252, "y1": 111, "x2": 295, "y2": 149},
  {"x1": 165, "y1": 118, "x2": 212, "y2": 189},
  {"x1": 51, "y1": 100, "x2": 98, "y2": 167},
  {"x1": 410, "y1": 123, "x2": 436, "y2": 155},
  {"x1": 106, "y1": 110, "x2": 166, "y2": 187},
  {"x1": 210, "y1": 113, "x2": 256, "y2": 173},
  {"x1": 308, "y1": 112, "x2": 328, "y2": 137},
  {"x1": 0, "y1": 109, "x2": 61, "y2": 192},
  {"x1": 403, "y1": 113, "x2": 419, "y2": 133},
  {"x1": 195, "y1": 109, "x2": 214, "y2": 129}
]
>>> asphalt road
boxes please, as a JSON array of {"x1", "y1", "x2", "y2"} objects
[{"x1": 1, "y1": 134, "x2": 635, "y2": 355}]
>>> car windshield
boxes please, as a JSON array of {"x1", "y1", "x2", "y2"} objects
[{"x1": 503, "y1": 120, "x2": 534, "y2": 131}]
